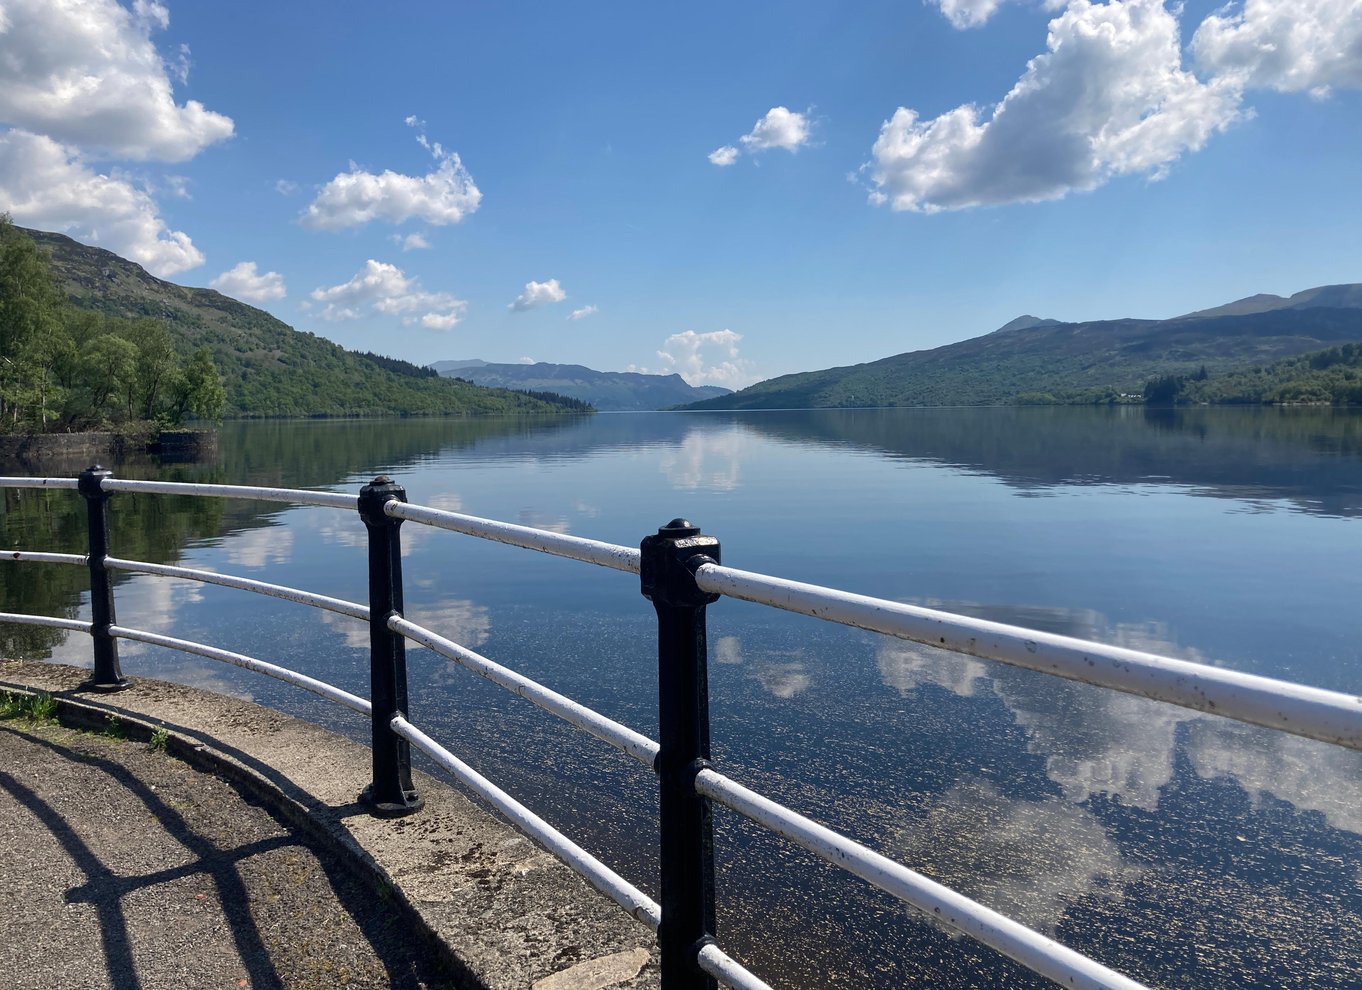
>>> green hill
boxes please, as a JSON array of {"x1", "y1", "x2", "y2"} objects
[
  {"x1": 23, "y1": 227, "x2": 583, "y2": 418},
  {"x1": 685, "y1": 285, "x2": 1362, "y2": 410}
]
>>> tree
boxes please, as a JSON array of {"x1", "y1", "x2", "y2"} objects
[
  {"x1": 165, "y1": 347, "x2": 226, "y2": 425},
  {"x1": 0, "y1": 214, "x2": 65, "y2": 425},
  {"x1": 78, "y1": 334, "x2": 139, "y2": 421}
]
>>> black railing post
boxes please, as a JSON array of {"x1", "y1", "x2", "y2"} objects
[
  {"x1": 358, "y1": 475, "x2": 423, "y2": 817},
  {"x1": 641, "y1": 518, "x2": 721, "y2": 990},
  {"x1": 77, "y1": 465, "x2": 129, "y2": 691}
]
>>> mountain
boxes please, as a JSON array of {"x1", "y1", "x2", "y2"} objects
[
  {"x1": 685, "y1": 283, "x2": 1362, "y2": 410},
  {"x1": 24, "y1": 227, "x2": 583, "y2": 418},
  {"x1": 430, "y1": 360, "x2": 731, "y2": 411}
]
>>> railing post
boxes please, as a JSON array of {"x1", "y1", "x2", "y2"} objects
[
  {"x1": 77, "y1": 465, "x2": 129, "y2": 691},
  {"x1": 358, "y1": 475, "x2": 423, "y2": 817},
  {"x1": 641, "y1": 518, "x2": 721, "y2": 990}
]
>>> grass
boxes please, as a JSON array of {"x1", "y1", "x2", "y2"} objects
[
  {"x1": 148, "y1": 726, "x2": 170, "y2": 751},
  {"x1": 0, "y1": 690, "x2": 58, "y2": 723}
]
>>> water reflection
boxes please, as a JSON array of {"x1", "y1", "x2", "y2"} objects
[
  {"x1": 224, "y1": 524, "x2": 294, "y2": 568},
  {"x1": 888, "y1": 777, "x2": 1142, "y2": 934},
  {"x1": 659, "y1": 425, "x2": 748, "y2": 491},
  {"x1": 754, "y1": 662, "x2": 812, "y2": 700},
  {"x1": 730, "y1": 406, "x2": 1362, "y2": 517}
]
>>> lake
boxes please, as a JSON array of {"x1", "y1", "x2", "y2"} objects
[{"x1": 4, "y1": 406, "x2": 1362, "y2": 989}]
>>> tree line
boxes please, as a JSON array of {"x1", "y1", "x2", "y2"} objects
[
  {"x1": 1143, "y1": 345, "x2": 1362, "y2": 406},
  {"x1": 0, "y1": 215, "x2": 225, "y2": 433}
]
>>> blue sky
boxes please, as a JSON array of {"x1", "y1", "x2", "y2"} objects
[{"x1": 1, "y1": 0, "x2": 1359, "y2": 388}]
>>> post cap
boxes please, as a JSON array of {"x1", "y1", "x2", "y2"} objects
[{"x1": 658, "y1": 518, "x2": 700, "y2": 538}]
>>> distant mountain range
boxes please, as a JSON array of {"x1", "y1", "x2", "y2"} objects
[
  {"x1": 685, "y1": 284, "x2": 1362, "y2": 410},
  {"x1": 430, "y1": 360, "x2": 731, "y2": 411},
  {"x1": 24, "y1": 227, "x2": 581, "y2": 418}
]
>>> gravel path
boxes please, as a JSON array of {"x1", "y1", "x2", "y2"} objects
[{"x1": 0, "y1": 717, "x2": 459, "y2": 990}]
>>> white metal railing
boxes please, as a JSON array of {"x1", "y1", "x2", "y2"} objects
[{"x1": 5, "y1": 472, "x2": 1359, "y2": 990}]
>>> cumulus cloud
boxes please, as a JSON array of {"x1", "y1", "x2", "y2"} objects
[
  {"x1": 709, "y1": 106, "x2": 811, "y2": 165},
  {"x1": 567, "y1": 304, "x2": 598, "y2": 321},
  {"x1": 311, "y1": 259, "x2": 466, "y2": 331},
  {"x1": 210, "y1": 261, "x2": 287, "y2": 302},
  {"x1": 0, "y1": 0, "x2": 234, "y2": 162},
  {"x1": 654, "y1": 329, "x2": 758, "y2": 388},
  {"x1": 0, "y1": 129, "x2": 203, "y2": 275},
  {"x1": 395, "y1": 232, "x2": 430, "y2": 251},
  {"x1": 708, "y1": 145, "x2": 740, "y2": 166},
  {"x1": 1192, "y1": 0, "x2": 1362, "y2": 96},
  {"x1": 868, "y1": 0, "x2": 1243, "y2": 212},
  {"x1": 930, "y1": 0, "x2": 1009, "y2": 29},
  {"x1": 509, "y1": 278, "x2": 567, "y2": 312},
  {"x1": 301, "y1": 126, "x2": 482, "y2": 231}
]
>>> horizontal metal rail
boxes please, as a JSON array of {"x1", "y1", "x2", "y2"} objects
[
  {"x1": 694, "y1": 562, "x2": 1362, "y2": 752},
  {"x1": 389, "y1": 714, "x2": 662, "y2": 930},
  {"x1": 697, "y1": 944, "x2": 776, "y2": 990},
  {"x1": 0, "y1": 476, "x2": 79, "y2": 491},
  {"x1": 390, "y1": 616, "x2": 659, "y2": 767},
  {"x1": 694, "y1": 768, "x2": 1148, "y2": 990},
  {"x1": 108, "y1": 625, "x2": 371, "y2": 716},
  {"x1": 2, "y1": 550, "x2": 86, "y2": 566},
  {"x1": 389, "y1": 501, "x2": 641, "y2": 574},
  {"x1": 99, "y1": 477, "x2": 356, "y2": 510},
  {"x1": 106, "y1": 558, "x2": 369, "y2": 621},
  {"x1": 0, "y1": 611, "x2": 93, "y2": 635}
]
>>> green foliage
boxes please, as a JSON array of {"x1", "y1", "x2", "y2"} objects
[
  {"x1": 0, "y1": 216, "x2": 230, "y2": 432},
  {"x1": 0, "y1": 691, "x2": 57, "y2": 723},
  {"x1": 101, "y1": 713, "x2": 126, "y2": 740},
  {"x1": 19, "y1": 223, "x2": 588, "y2": 419},
  {"x1": 1147, "y1": 342, "x2": 1362, "y2": 407},
  {"x1": 149, "y1": 726, "x2": 170, "y2": 751},
  {"x1": 689, "y1": 303, "x2": 1362, "y2": 410}
]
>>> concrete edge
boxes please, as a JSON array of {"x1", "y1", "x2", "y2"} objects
[{"x1": 0, "y1": 661, "x2": 660, "y2": 990}]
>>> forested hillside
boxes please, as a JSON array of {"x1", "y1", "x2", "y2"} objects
[
  {"x1": 686, "y1": 287, "x2": 1362, "y2": 409},
  {"x1": 8, "y1": 222, "x2": 584, "y2": 422}
]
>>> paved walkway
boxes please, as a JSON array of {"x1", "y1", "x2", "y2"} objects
[
  {"x1": 0, "y1": 662, "x2": 658, "y2": 990},
  {"x1": 0, "y1": 717, "x2": 454, "y2": 990}
]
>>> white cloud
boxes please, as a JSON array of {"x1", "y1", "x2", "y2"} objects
[
  {"x1": 567, "y1": 304, "x2": 598, "y2": 321},
  {"x1": 708, "y1": 145, "x2": 740, "y2": 166},
  {"x1": 210, "y1": 261, "x2": 287, "y2": 302},
  {"x1": 1192, "y1": 0, "x2": 1362, "y2": 96},
  {"x1": 655, "y1": 329, "x2": 758, "y2": 388},
  {"x1": 930, "y1": 0, "x2": 1008, "y2": 29},
  {"x1": 518, "y1": 356, "x2": 535, "y2": 364},
  {"x1": 161, "y1": 174, "x2": 191, "y2": 199},
  {"x1": 868, "y1": 0, "x2": 1243, "y2": 212},
  {"x1": 0, "y1": 0, "x2": 233, "y2": 162},
  {"x1": 274, "y1": 179, "x2": 298, "y2": 196},
  {"x1": 0, "y1": 129, "x2": 203, "y2": 275},
  {"x1": 311, "y1": 259, "x2": 466, "y2": 331},
  {"x1": 301, "y1": 129, "x2": 482, "y2": 231},
  {"x1": 509, "y1": 278, "x2": 567, "y2": 312},
  {"x1": 740, "y1": 106, "x2": 811, "y2": 152},
  {"x1": 710, "y1": 107, "x2": 812, "y2": 166},
  {"x1": 395, "y1": 232, "x2": 430, "y2": 251}
]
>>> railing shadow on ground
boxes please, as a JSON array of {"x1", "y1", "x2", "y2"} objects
[
  {"x1": 0, "y1": 722, "x2": 464, "y2": 990},
  {"x1": 3, "y1": 467, "x2": 1361, "y2": 990}
]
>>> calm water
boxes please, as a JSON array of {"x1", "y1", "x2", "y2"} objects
[{"x1": 5, "y1": 407, "x2": 1362, "y2": 989}]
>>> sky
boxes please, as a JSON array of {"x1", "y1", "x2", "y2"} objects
[{"x1": 0, "y1": 0, "x2": 1359, "y2": 389}]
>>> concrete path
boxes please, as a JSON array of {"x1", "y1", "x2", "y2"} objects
[
  {"x1": 0, "y1": 718, "x2": 453, "y2": 990},
  {"x1": 0, "y1": 661, "x2": 659, "y2": 990}
]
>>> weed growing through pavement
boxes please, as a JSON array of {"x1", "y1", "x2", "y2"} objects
[
  {"x1": 149, "y1": 727, "x2": 170, "y2": 751},
  {"x1": 0, "y1": 691, "x2": 58, "y2": 723},
  {"x1": 101, "y1": 713, "x2": 127, "y2": 740}
]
